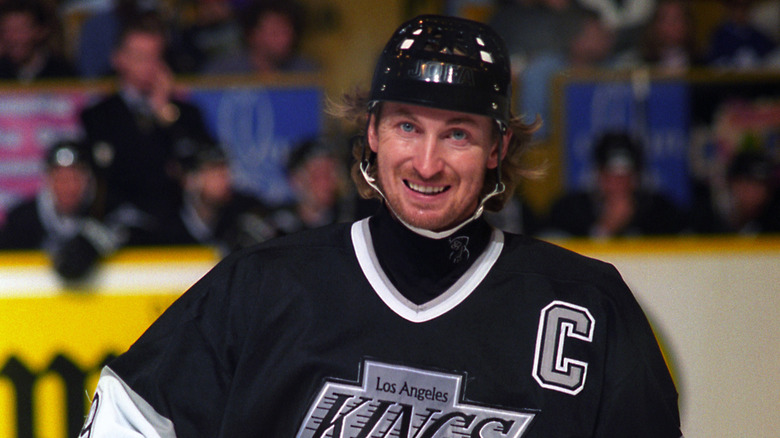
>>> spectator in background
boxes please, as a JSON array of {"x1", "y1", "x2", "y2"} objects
[
  {"x1": 483, "y1": 194, "x2": 542, "y2": 236},
  {"x1": 612, "y1": 0, "x2": 702, "y2": 72},
  {"x1": 160, "y1": 140, "x2": 280, "y2": 255},
  {"x1": 80, "y1": 12, "x2": 214, "y2": 238},
  {"x1": 0, "y1": 139, "x2": 155, "y2": 280},
  {"x1": 577, "y1": 0, "x2": 656, "y2": 54},
  {"x1": 268, "y1": 137, "x2": 355, "y2": 235},
  {"x1": 489, "y1": 0, "x2": 589, "y2": 74},
  {"x1": 748, "y1": 0, "x2": 779, "y2": 44},
  {"x1": 75, "y1": 0, "x2": 153, "y2": 78},
  {"x1": 705, "y1": 0, "x2": 777, "y2": 68},
  {"x1": 546, "y1": 131, "x2": 687, "y2": 238},
  {"x1": 202, "y1": 0, "x2": 318, "y2": 75},
  {"x1": 0, "y1": 0, "x2": 76, "y2": 82},
  {"x1": 76, "y1": 0, "x2": 196, "y2": 77},
  {"x1": 503, "y1": 6, "x2": 614, "y2": 139},
  {"x1": 566, "y1": 9, "x2": 616, "y2": 69},
  {"x1": 692, "y1": 150, "x2": 780, "y2": 234},
  {"x1": 173, "y1": 0, "x2": 243, "y2": 73}
]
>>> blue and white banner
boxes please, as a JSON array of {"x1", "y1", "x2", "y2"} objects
[
  {"x1": 562, "y1": 79, "x2": 691, "y2": 206},
  {"x1": 189, "y1": 85, "x2": 322, "y2": 205}
]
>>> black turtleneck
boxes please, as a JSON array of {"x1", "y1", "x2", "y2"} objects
[{"x1": 368, "y1": 205, "x2": 493, "y2": 305}]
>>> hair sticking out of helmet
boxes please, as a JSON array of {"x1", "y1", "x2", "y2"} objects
[{"x1": 369, "y1": 15, "x2": 512, "y2": 128}]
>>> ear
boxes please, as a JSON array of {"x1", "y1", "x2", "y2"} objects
[
  {"x1": 487, "y1": 130, "x2": 512, "y2": 169},
  {"x1": 366, "y1": 114, "x2": 379, "y2": 154}
]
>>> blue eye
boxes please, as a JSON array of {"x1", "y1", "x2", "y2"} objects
[
  {"x1": 451, "y1": 130, "x2": 467, "y2": 141},
  {"x1": 400, "y1": 122, "x2": 414, "y2": 132}
]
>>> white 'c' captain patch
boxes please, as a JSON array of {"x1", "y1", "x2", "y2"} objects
[
  {"x1": 532, "y1": 300, "x2": 595, "y2": 395},
  {"x1": 297, "y1": 360, "x2": 536, "y2": 438}
]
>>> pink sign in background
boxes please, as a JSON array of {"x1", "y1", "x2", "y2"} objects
[{"x1": 0, "y1": 90, "x2": 95, "y2": 224}]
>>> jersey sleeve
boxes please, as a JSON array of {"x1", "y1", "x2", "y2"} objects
[
  {"x1": 81, "y1": 252, "x2": 259, "y2": 437},
  {"x1": 594, "y1": 265, "x2": 683, "y2": 437}
]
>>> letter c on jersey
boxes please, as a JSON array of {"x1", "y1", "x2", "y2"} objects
[{"x1": 532, "y1": 301, "x2": 595, "y2": 395}]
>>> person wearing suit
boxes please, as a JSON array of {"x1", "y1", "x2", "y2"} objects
[{"x1": 80, "y1": 12, "x2": 214, "y2": 237}]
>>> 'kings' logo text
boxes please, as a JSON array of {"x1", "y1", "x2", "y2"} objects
[{"x1": 296, "y1": 360, "x2": 535, "y2": 438}]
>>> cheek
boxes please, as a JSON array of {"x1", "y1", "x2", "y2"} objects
[
  {"x1": 374, "y1": 136, "x2": 407, "y2": 171},
  {"x1": 461, "y1": 144, "x2": 493, "y2": 175},
  {"x1": 373, "y1": 149, "x2": 394, "y2": 183},
  {"x1": 54, "y1": 182, "x2": 81, "y2": 200},
  {"x1": 460, "y1": 161, "x2": 489, "y2": 191}
]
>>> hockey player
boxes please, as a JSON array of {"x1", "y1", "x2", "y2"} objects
[{"x1": 81, "y1": 15, "x2": 683, "y2": 437}]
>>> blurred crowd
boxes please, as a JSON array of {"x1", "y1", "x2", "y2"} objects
[
  {"x1": 0, "y1": 0, "x2": 773, "y2": 83},
  {"x1": 0, "y1": 0, "x2": 317, "y2": 81},
  {"x1": 0, "y1": 0, "x2": 778, "y2": 281},
  {"x1": 0, "y1": 0, "x2": 336, "y2": 281},
  {"x1": 487, "y1": 0, "x2": 780, "y2": 138},
  {"x1": 485, "y1": 0, "x2": 779, "y2": 239}
]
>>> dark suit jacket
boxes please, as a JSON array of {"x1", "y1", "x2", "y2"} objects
[
  {"x1": 0, "y1": 54, "x2": 76, "y2": 80},
  {"x1": 0, "y1": 200, "x2": 48, "y2": 249},
  {"x1": 80, "y1": 93, "x2": 213, "y2": 218}
]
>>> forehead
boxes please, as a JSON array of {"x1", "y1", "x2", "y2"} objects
[
  {"x1": 120, "y1": 32, "x2": 165, "y2": 52},
  {"x1": 48, "y1": 164, "x2": 89, "y2": 176},
  {"x1": 380, "y1": 102, "x2": 493, "y2": 128},
  {"x1": 1, "y1": 11, "x2": 36, "y2": 27}
]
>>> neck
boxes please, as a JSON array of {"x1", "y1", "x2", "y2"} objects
[
  {"x1": 250, "y1": 52, "x2": 279, "y2": 73},
  {"x1": 392, "y1": 210, "x2": 477, "y2": 240},
  {"x1": 369, "y1": 205, "x2": 492, "y2": 304}
]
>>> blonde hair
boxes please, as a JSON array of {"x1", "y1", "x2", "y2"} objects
[{"x1": 327, "y1": 89, "x2": 542, "y2": 212}]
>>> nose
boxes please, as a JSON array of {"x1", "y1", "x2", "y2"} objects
[{"x1": 413, "y1": 134, "x2": 444, "y2": 179}]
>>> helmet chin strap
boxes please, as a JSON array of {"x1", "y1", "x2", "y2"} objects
[{"x1": 360, "y1": 128, "x2": 505, "y2": 240}]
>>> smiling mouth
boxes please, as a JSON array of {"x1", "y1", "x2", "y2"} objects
[{"x1": 405, "y1": 180, "x2": 449, "y2": 195}]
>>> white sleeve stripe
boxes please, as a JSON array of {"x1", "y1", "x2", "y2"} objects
[{"x1": 82, "y1": 366, "x2": 177, "y2": 438}]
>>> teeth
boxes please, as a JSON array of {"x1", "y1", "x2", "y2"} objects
[{"x1": 407, "y1": 181, "x2": 446, "y2": 194}]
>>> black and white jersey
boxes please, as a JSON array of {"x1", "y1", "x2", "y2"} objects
[{"x1": 81, "y1": 217, "x2": 682, "y2": 437}]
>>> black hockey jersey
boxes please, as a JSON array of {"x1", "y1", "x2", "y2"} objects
[{"x1": 81, "y1": 218, "x2": 682, "y2": 437}]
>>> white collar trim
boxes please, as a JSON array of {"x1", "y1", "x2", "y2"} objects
[{"x1": 351, "y1": 218, "x2": 504, "y2": 323}]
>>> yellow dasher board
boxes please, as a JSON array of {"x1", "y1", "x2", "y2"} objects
[{"x1": 0, "y1": 246, "x2": 219, "y2": 438}]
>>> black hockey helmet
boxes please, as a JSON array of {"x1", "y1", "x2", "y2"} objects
[
  {"x1": 176, "y1": 138, "x2": 228, "y2": 173},
  {"x1": 593, "y1": 131, "x2": 643, "y2": 174},
  {"x1": 369, "y1": 15, "x2": 512, "y2": 127}
]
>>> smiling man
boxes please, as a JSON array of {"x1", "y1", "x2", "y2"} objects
[
  {"x1": 81, "y1": 15, "x2": 683, "y2": 438},
  {"x1": 369, "y1": 103, "x2": 503, "y2": 232}
]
